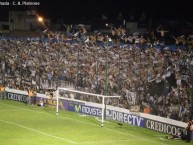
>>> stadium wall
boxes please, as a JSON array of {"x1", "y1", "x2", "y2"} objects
[{"x1": 4, "y1": 87, "x2": 188, "y2": 136}]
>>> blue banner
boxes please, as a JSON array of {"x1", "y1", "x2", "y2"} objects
[{"x1": 35, "y1": 97, "x2": 144, "y2": 127}]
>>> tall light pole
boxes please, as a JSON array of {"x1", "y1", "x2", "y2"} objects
[
  {"x1": 104, "y1": 36, "x2": 112, "y2": 120},
  {"x1": 37, "y1": 16, "x2": 44, "y2": 30},
  {"x1": 76, "y1": 46, "x2": 80, "y2": 90},
  {"x1": 38, "y1": 17, "x2": 43, "y2": 23},
  {"x1": 96, "y1": 47, "x2": 99, "y2": 94},
  {"x1": 1, "y1": 49, "x2": 6, "y2": 86},
  {"x1": 117, "y1": 44, "x2": 121, "y2": 107},
  {"x1": 104, "y1": 36, "x2": 110, "y2": 96},
  {"x1": 190, "y1": 59, "x2": 193, "y2": 119},
  {"x1": 38, "y1": 48, "x2": 41, "y2": 92},
  {"x1": 37, "y1": 16, "x2": 47, "y2": 31}
]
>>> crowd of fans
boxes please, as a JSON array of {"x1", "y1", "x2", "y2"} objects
[{"x1": 0, "y1": 24, "x2": 193, "y2": 122}]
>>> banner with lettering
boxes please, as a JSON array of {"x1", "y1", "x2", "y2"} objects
[
  {"x1": 5, "y1": 92, "x2": 28, "y2": 103},
  {"x1": 143, "y1": 118, "x2": 185, "y2": 135},
  {"x1": 36, "y1": 96, "x2": 144, "y2": 127}
]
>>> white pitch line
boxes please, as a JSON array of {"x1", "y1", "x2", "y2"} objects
[
  {"x1": 160, "y1": 137, "x2": 166, "y2": 140},
  {"x1": 0, "y1": 119, "x2": 77, "y2": 144},
  {"x1": 0, "y1": 108, "x2": 22, "y2": 112},
  {"x1": 101, "y1": 127, "x2": 168, "y2": 145},
  {"x1": 0, "y1": 102, "x2": 100, "y2": 127},
  {"x1": 77, "y1": 138, "x2": 147, "y2": 144}
]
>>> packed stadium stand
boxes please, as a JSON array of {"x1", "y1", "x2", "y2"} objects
[{"x1": 0, "y1": 25, "x2": 193, "y2": 122}]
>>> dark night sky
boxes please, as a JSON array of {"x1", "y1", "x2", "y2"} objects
[{"x1": 0, "y1": 0, "x2": 193, "y2": 23}]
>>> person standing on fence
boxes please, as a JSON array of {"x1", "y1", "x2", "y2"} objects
[
  {"x1": 186, "y1": 120, "x2": 192, "y2": 142},
  {"x1": 27, "y1": 88, "x2": 34, "y2": 105},
  {"x1": 0, "y1": 84, "x2": 5, "y2": 100}
]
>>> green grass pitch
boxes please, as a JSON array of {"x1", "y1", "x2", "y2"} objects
[{"x1": 0, "y1": 100, "x2": 189, "y2": 145}]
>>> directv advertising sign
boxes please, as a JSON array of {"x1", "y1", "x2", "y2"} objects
[
  {"x1": 106, "y1": 110, "x2": 144, "y2": 127},
  {"x1": 72, "y1": 104, "x2": 144, "y2": 127}
]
